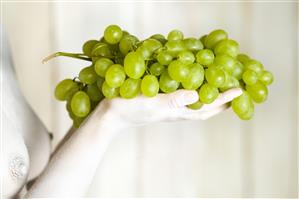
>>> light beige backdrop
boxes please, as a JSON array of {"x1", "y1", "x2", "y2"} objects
[{"x1": 3, "y1": 1, "x2": 298, "y2": 197}]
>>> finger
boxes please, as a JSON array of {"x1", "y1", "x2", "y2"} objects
[
  {"x1": 158, "y1": 89, "x2": 199, "y2": 109},
  {"x1": 199, "y1": 88, "x2": 242, "y2": 111},
  {"x1": 182, "y1": 104, "x2": 230, "y2": 120}
]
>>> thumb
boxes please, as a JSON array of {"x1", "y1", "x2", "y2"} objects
[{"x1": 161, "y1": 89, "x2": 199, "y2": 109}]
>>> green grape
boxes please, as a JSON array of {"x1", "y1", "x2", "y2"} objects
[
  {"x1": 168, "y1": 60, "x2": 189, "y2": 82},
  {"x1": 119, "y1": 35, "x2": 138, "y2": 55},
  {"x1": 232, "y1": 60, "x2": 244, "y2": 80},
  {"x1": 239, "y1": 104, "x2": 254, "y2": 120},
  {"x1": 182, "y1": 63, "x2": 204, "y2": 90},
  {"x1": 141, "y1": 75, "x2": 159, "y2": 97},
  {"x1": 149, "y1": 62, "x2": 165, "y2": 76},
  {"x1": 242, "y1": 70, "x2": 258, "y2": 85},
  {"x1": 199, "y1": 35, "x2": 207, "y2": 46},
  {"x1": 102, "y1": 81, "x2": 119, "y2": 99},
  {"x1": 120, "y1": 78, "x2": 141, "y2": 99},
  {"x1": 246, "y1": 81, "x2": 268, "y2": 103},
  {"x1": 159, "y1": 70, "x2": 180, "y2": 93},
  {"x1": 55, "y1": 79, "x2": 79, "y2": 101},
  {"x1": 196, "y1": 49, "x2": 215, "y2": 66},
  {"x1": 150, "y1": 34, "x2": 167, "y2": 45},
  {"x1": 213, "y1": 54, "x2": 236, "y2": 74},
  {"x1": 205, "y1": 66, "x2": 226, "y2": 88},
  {"x1": 219, "y1": 75, "x2": 239, "y2": 92},
  {"x1": 165, "y1": 40, "x2": 185, "y2": 57},
  {"x1": 232, "y1": 91, "x2": 253, "y2": 116},
  {"x1": 142, "y1": 38, "x2": 162, "y2": 53},
  {"x1": 79, "y1": 66, "x2": 98, "y2": 84},
  {"x1": 67, "y1": 102, "x2": 86, "y2": 128},
  {"x1": 104, "y1": 25, "x2": 123, "y2": 44},
  {"x1": 86, "y1": 83, "x2": 104, "y2": 102},
  {"x1": 178, "y1": 50, "x2": 195, "y2": 65},
  {"x1": 71, "y1": 91, "x2": 91, "y2": 117},
  {"x1": 204, "y1": 29, "x2": 228, "y2": 49},
  {"x1": 237, "y1": 54, "x2": 250, "y2": 64},
  {"x1": 214, "y1": 39, "x2": 239, "y2": 58},
  {"x1": 157, "y1": 51, "x2": 173, "y2": 65},
  {"x1": 198, "y1": 83, "x2": 219, "y2": 104},
  {"x1": 167, "y1": 29, "x2": 184, "y2": 41},
  {"x1": 243, "y1": 59, "x2": 264, "y2": 76},
  {"x1": 94, "y1": 57, "x2": 114, "y2": 77},
  {"x1": 91, "y1": 42, "x2": 112, "y2": 57},
  {"x1": 124, "y1": 52, "x2": 146, "y2": 79},
  {"x1": 105, "y1": 64, "x2": 126, "y2": 88},
  {"x1": 136, "y1": 46, "x2": 152, "y2": 60},
  {"x1": 96, "y1": 77, "x2": 105, "y2": 89},
  {"x1": 82, "y1": 40, "x2": 98, "y2": 57},
  {"x1": 183, "y1": 38, "x2": 203, "y2": 52},
  {"x1": 259, "y1": 70, "x2": 274, "y2": 85},
  {"x1": 187, "y1": 100, "x2": 203, "y2": 110}
]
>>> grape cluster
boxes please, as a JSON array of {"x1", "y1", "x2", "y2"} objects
[{"x1": 51, "y1": 25, "x2": 273, "y2": 128}]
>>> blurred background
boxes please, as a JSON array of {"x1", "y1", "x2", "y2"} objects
[{"x1": 2, "y1": 1, "x2": 298, "y2": 197}]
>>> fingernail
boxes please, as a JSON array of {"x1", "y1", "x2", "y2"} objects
[{"x1": 184, "y1": 91, "x2": 199, "y2": 104}]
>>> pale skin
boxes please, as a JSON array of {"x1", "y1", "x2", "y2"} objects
[{"x1": 22, "y1": 88, "x2": 242, "y2": 198}]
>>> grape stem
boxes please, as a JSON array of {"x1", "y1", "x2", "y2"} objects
[{"x1": 42, "y1": 52, "x2": 92, "y2": 63}]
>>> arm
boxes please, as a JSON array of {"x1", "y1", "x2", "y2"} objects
[{"x1": 25, "y1": 88, "x2": 242, "y2": 197}]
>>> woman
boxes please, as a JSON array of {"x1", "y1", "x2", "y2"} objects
[{"x1": 2, "y1": 29, "x2": 242, "y2": 198}]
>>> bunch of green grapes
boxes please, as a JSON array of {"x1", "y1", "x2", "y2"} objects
[{"x1": 47, "y1": 25, "x2": 273, "y2": 128}]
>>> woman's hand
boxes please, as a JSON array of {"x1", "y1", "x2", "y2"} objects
[{"x1": 92, "y1": 88, "x2": 242, "y2": 132}]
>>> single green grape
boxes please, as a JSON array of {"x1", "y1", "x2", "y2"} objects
[
  {"x1": 204, "y1": 29, "x2": 228, "y2": 49},
  {"x1": 141, "y1": 75, "x2": 159, "y2": 97},
  {"x1": 120, "y1": 78, "x2": 141, "y2": 99},
  {"x1": 168, "y1": 60, "x2": 189, "y2": 82},
  {"x1": 187, "y1": 100, "x2": 203, "y2": 110},
  {"x1": 198, "y1": 83, "x2": 219, "y2": 104},
  {"x1": 232, "y1": 91, "x2": 253, "y2": 116},
  {"x1": 157, "y1": 51, "x2": 173, "y2": 65},
  {"x1": 237, "y1": 54, "x2": 250, "y2": 64},
  {"x1": 243, "y1": 59, "x2": 264, "y2": 76},
  {"x1": 178, "y1": 50, "x2": 195, "y2": 65},
  {"x1": 214, "y1": 39, "x2": 239, "y2": 58},
  {"x1": 86, "y1": 83, "x2": 104, "y2": 102},
  {"x1": 142, "y1": 38, "x2": 162, "y2": 53},
  {"x1": 167, "y1": 29, "x2": 184, "y2": 41},
  {"x1": 232, "y1": 60, "x2": 244, "y2": 80},
  {"x1": 259, "y1": 70, "x2": 274, "y2": 85},
  {"x1": 213, "y1": 54, "x2": 236, "y2": 74},
  {"x1": 71, "y1": 91, "x2": 91, "y2": 117},
  {"x1": 182, "y1": 63, "x2": 204, "y2": 90},
  {"x1": 55, "y1": 79, "x2": 79, "y2": 101},
  {"x1": 104, "y1": 25, "x2": 123, "y2": 44},
  {"x1": 159, "y1": 70, "x2": 180, "y2": 93},
  {"x1": 183, "y1": 38, "x2": 203, "y2": 52},
  {"x1": 105, "y1": 64, "x2": 126, "y2": 88},
  {"x1": 205, "y1": 66, "x2": 226, "y2": 88},
  {"x1": 246, "y1": 81, "x2": 268, "y2": 103},
  {"x1": 149, "y1": 62, "x2": 165, "y2": 76},
  {"x1": 196, "y1": 49, "x2": 215, "y2": 66},
  {"x1": 101, "y1": 81, "x2": 119, "y2": 99},
  {"x1": 150, "y1": 34, "x2": 167, "y2": 45},
  {"x1": 79, "y1": 66, "x2": 98, "y2": 84},
  {"x1": 119, "y1": 35, "x2": 138, "y2": 55},
  {"x1": 94, "y1": 58, "x2": 114, "y2": 77},
  {"x1": 124, "y1": 52, "x2": 146, "y2": 79},
  {"x1": 91, "y1": 42, "x2": 112, "y2": 57},
  {"x1": 242, "y1": 70, "x2": 258, "y2": 85},
  {"x1": 165, "y1": 40, "x2": 185, "y2": 57},
  {"x1": 82, "y1": 40, "x2": 98, "y2": 57},
  {"x1": 136, "y1": 46, "x2": 152, "y2": 60}
]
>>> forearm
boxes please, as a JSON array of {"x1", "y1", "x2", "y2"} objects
[{"x1": 25, "y1": 106, "x2": 117, "y2": 197}]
